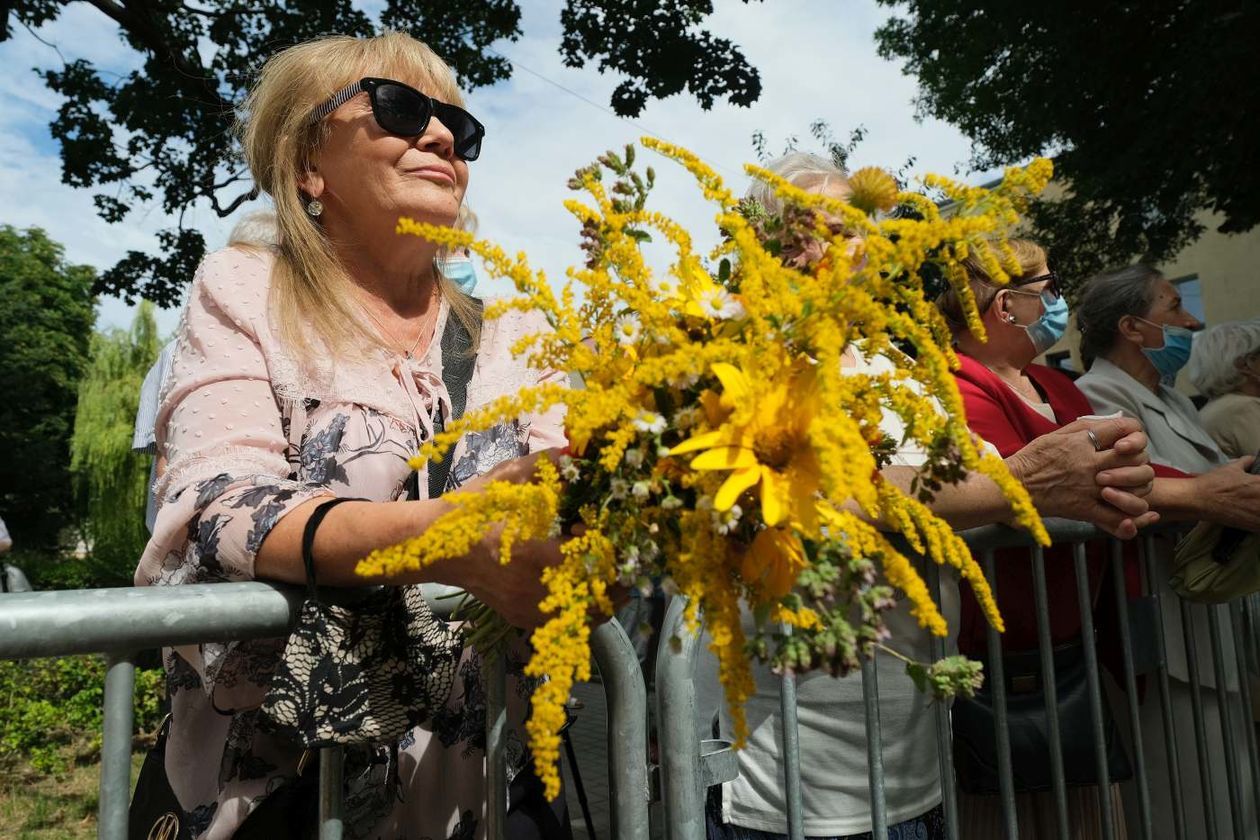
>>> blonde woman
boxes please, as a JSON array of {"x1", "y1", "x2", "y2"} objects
[{"x1": 136, "y1": 34, "x2": 571, "y2": 839}]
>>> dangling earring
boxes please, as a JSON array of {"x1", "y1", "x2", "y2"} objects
[
  {"x1": 306, "y1": 199, "x2": 324, "y2": 217},
  {"x1": 1004, "y1": 312, "x2": 1017, "y2": 323}
]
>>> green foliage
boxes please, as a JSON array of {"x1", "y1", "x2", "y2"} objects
[
  {"x1": 0, "y1": 227, "x2": 96, "y2": 552},
  {"x1": 0, "y1": 657, "x2": 164, "y2": 775},
  {"x1": 874, "y1": 0, "x2": 1260, "y2": 284},
  {"x1": 3, "y1": 0, "x2": 763, "y2": 305},
  {"x1": 70, "y1": 304, "x2": 162, "y2": 587}
]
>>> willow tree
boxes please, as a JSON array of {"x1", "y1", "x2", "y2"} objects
[{"x1": 71, "y1": 303, "x2": 163, "y2": 585}]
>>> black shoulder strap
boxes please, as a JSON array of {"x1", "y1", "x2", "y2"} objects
[{"x1": 425, "y1": 300, "x2": 483, "y2": 499}]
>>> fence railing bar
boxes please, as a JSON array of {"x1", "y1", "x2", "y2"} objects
[
  {"x1": 860, "y1": 652, "x2": 888, "y2": 837},
  {"x1": 1232, "y1": 600, "x2": 1260, "y2": 824},
  {"x1": 592, "y1": 618, "x2": 651, "y2": 840},
  {"x1": 100, "y1": 651, "x2": 137, "y2": 840},
  {"x1": 979, "y1": 550, "x2": 1017, "y2": 840},
  {"x1": 927, "y1": 561, "x2": 962, "y2": 840},
  {"x1": 1179, "y1": 599, "x2": 1219, "y2": 839},
  {"x1": 1030, "y1": 545, "x2": 1070, "y2": 840},
  {"x1": 1072, "y1": 543, "x2": 1116, "y2": 840},
  {"x1": 778, "y1": 629, "x2": 805, "y2": 840},
  {"x1": 1142, "y1": 535, "x2": 1187, "y2": 840},
  {"x1": 484, "y1": 650, "x2": 508, "y2": 840},
  {"x1": 0, "y1": 583, "x2": 303, "y2": 659},
  {"x1": 655, "y1": 596, "x2": 707, "y2": 840},
  {"x1": 1109, "y1": 540, "x2": 1152, "y2": 839},
  {"x1": 318, "y1": 746, "x2": 344, "y2": 840},
  {"x1": 1206, "y1": 605, "x2": 1246, "y2": 839}
]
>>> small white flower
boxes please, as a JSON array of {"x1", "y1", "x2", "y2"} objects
[
  {"x1": 657, "y1": 445, "x2": 672, "y2": 458},
  {"x1": 660, "y1": 495, "x2": 683, "y2": 510},
  {"x1": 624, "y1": 447, "x2": 644, "y2": 468},
  {"x1": 558, "y1": 455, "x2": 581, "y2": 482},
  {"x1": 631, "y1": 480, "x2": 652, "y2": 500},
  {"x1": 699, "y1": 288, "x2": 746, "y2": 320},
  {"x1": 633, "y1": 411, "x2": 667, "y2": 435},
  {"x1": 610, "y1": 478, "x2": 630, "y2": 500},
  {"x1": 613, "y1": 314, "x2": 642, "y2": 345},
  {"x1": 696, "y1": 494, "x2": 714, "y2": 511},
  {"x1": 648, "y1": 522, "x2": 660, "y2": 534}
]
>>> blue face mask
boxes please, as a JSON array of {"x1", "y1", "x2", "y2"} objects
[
  {"x1": 439, "y1": 257, "x2": 478, "y2": 293},
  {"x1": 1019, "y1": 291, "x2": 1070, "y2": 355},
  {"x1": 1137, "y1": 317, "x2": 1195, "y2": 385}
]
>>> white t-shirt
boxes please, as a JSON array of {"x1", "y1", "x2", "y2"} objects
[{"x1": 701, "y1": 350, "x2": 962, "y2": 835}]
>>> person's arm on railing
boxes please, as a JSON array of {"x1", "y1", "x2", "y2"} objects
[
  {"x1": 255, "y1": 453, "x2": 561, "y2": 630},
  {"x1": 1146, "y1": 456, "x2": 1260, "y2": 532},
  {"x1": 880, "y1": 416, "x2": 1158, "y2": 539}
]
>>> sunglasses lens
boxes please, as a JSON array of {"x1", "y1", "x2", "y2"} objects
[
  {"x1": 373, "y1": 83, "x2": 431, "y2": 136},
  {"x1": 433, "y1": 102, "x2": 484, "y2": 161}
]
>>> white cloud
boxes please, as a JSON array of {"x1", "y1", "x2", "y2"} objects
[{"x1": 0, "y1": 0, "x2": 996, "y2": 329}]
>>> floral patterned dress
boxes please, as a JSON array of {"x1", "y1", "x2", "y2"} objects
[{"x1": 135, "y1": 247, "x2": 567, "y2": 839}]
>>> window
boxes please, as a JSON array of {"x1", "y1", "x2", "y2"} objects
[{"x1": 1172, "y1": 274, "x2": 1205, "y2": 323}]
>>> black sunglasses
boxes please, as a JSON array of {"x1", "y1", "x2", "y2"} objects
[{"x1": 308, "y1": 77, "x2": 485, "y2": 161}]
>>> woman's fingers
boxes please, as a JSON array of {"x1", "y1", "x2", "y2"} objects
[
  {"x1": 1100, "y1": 485, "x2": 1152, "y2": 517},
  {"x1": 1096, "y1": 464, "x2": 1155, "y2": 495}
]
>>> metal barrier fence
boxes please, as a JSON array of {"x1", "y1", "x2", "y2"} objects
[
  {"x1": 2, "y1": 518, "x2": 1258, "y2": 840},
  {"x1": 0, "y1": 582, "x2": 650, "y2": 840},
  {"x1": 656, "y1": 518, "x2": 1260, "y2": 840}
]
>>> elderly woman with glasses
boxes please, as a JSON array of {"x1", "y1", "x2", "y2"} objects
[
  {"x1": 135, "y1": 34, "x2": 572, "y2": 839},
  {"x1": 1188, "y1": 319, "x2": 1260, "y2": 460},
  {"x1": 940, "y1": 249, "x2": 1260, "y2": 838}
]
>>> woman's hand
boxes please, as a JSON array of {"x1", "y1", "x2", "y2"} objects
[
  {"x1": 1006, "y1": 416, "x2": 1159, "y2": 539},
  {"x1": 447, "y1": 449, "x2": 567, "y2": 629}
]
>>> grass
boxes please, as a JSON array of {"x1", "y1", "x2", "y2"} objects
[{"x1": 0, "y1": 754, "x2": 144, "y2": 840}]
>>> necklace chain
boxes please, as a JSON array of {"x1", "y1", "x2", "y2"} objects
[{"x1": 357, "y1": 289, "x2": 438, "y2": 360}]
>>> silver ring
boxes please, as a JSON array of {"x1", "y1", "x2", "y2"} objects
[{"x1": 1086, "y1": 429, "x2": 1103, "y2": 452}]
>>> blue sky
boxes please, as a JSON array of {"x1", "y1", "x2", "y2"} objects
[{"x1": 0, "y1": 0, "x2": 998, "y2": 335}]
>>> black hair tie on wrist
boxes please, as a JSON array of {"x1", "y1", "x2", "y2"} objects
[{"x1": 301, "y1": 497, "x2": 367, "y2": 599}]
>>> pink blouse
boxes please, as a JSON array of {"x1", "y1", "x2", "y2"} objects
[{"x1": 136, "y1": 246, "x2": 566, "y2": 839}]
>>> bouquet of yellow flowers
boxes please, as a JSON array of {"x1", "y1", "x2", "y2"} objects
[{"x1": 357, "y1": 139, "x2": 1054, "y2": 797}]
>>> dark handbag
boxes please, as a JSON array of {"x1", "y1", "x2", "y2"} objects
[{"x1": 952, "y1": 642, "x2": 1133, "y2": 795}]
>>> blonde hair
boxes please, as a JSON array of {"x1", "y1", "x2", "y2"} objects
[
  {"x1": 936, "y1": 238, "x2": 1048, "y2": 333},
  {"x1": 238, "y1": 32, "x2": 480, "y2": 358}
]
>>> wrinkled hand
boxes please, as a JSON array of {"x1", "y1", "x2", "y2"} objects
[
  {"x1": 1191, "y1": 457, "x2": 1260, "y2": 532},
  {"x1": 448, "y1": 450, "x2": 568, "y2": 629},
  {"x1": 1006, "y1": 417, "x2": 1159, "y2": 540}
]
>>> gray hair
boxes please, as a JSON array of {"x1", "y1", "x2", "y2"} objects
[
  {"x1": 1188, "y1": 319, "x2": 1260, "y2": 399},
  {"x1": 745, "y1": 151, "x2": 848, "y2": 216},
  {"x1": 1076, "y1": 264, "x2": 1163, "y2": 369},
  {"x1": 227, "y1": 209, "x2": 280, "y2": 248}
]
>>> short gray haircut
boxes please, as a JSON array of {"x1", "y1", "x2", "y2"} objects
[
  {"x1": 745, "y1": 152, "x2": 848, "y2": 216},
  {"x1": 1076, "y1": 264, "x2": 1163, "y2": 369},
  {"x1": 1188, "y1": 319, "x2": 1260, "y2": 399}
]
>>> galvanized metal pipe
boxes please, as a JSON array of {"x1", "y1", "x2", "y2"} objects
[
  {"x1": 1206, "y1": 605, "x2": 1246, "y2": 838},
  {"x1": 484, "y1": 650, "x2": 508, "y2": 840},
  {"x1": 980, "y1": 550, "x2": 1018, "y2": 840},
  {"x1": 318, "y1": 746, "x2": 345, "y2": 840},
  {"x1": 1233, "y1": 601, "x2": 1260, "y2": 824},
  {"x1": 1031, "y1": 545, "x2": 1070, "y2": 840},
  {"x1": 99, "y1": 652, "x2": 136, "y2": 840},
  {"x1": 928, "y1": 561, "x2": 962, "y2": 840},
  {"x1": 1109, "y1": 540, "x2": 1152, "y2": 839},
  {"x1": 656, "y1": 596, "x2": 707, "y2": 840},
  {"x1": 591, "y1": 618, "x2": 651, "y2": 840},
  {"x1": 779, "y1": 654, "x2": 805, "y2": 840},
  {"x1": 861, "y1": 652, "x2": 888, "y2": 837},
  {"x1": 1072, "y1": 543, "x2": 1115, "y2": 840},
  {"x1": 1179, "y1": 599, "x2": 1219, "y2": 839},
  {"x1": 0, "y1": 582, "x2": 303, "y2": 659},
  {"x1": 1142, "y1": 535, "x2": 1187, "y2": 840}
]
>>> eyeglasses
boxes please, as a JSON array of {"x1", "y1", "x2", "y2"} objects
[
  {"x1": 1009, "y1": 270, "x2": 1061, "y2": 301},
  {"x1": 307, "y1": 77, "x2": 485, "y2": 162}
]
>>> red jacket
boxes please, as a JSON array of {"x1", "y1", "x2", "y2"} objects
[{"x1": 952, "y1": 354, "x2": 1181, "y2": 656}]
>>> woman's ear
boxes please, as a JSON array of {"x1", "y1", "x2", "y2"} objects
[
  {"x1": 298, "y1": 167, "x2": 324, "y2": 201},
  {"x1": 1117, "y1": 314, "x2": 1146, "y2": 345}
]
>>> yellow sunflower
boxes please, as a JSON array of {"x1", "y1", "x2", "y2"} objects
[{"x1": 671, "y1": 361, "x2": 821, "y2": 529}]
